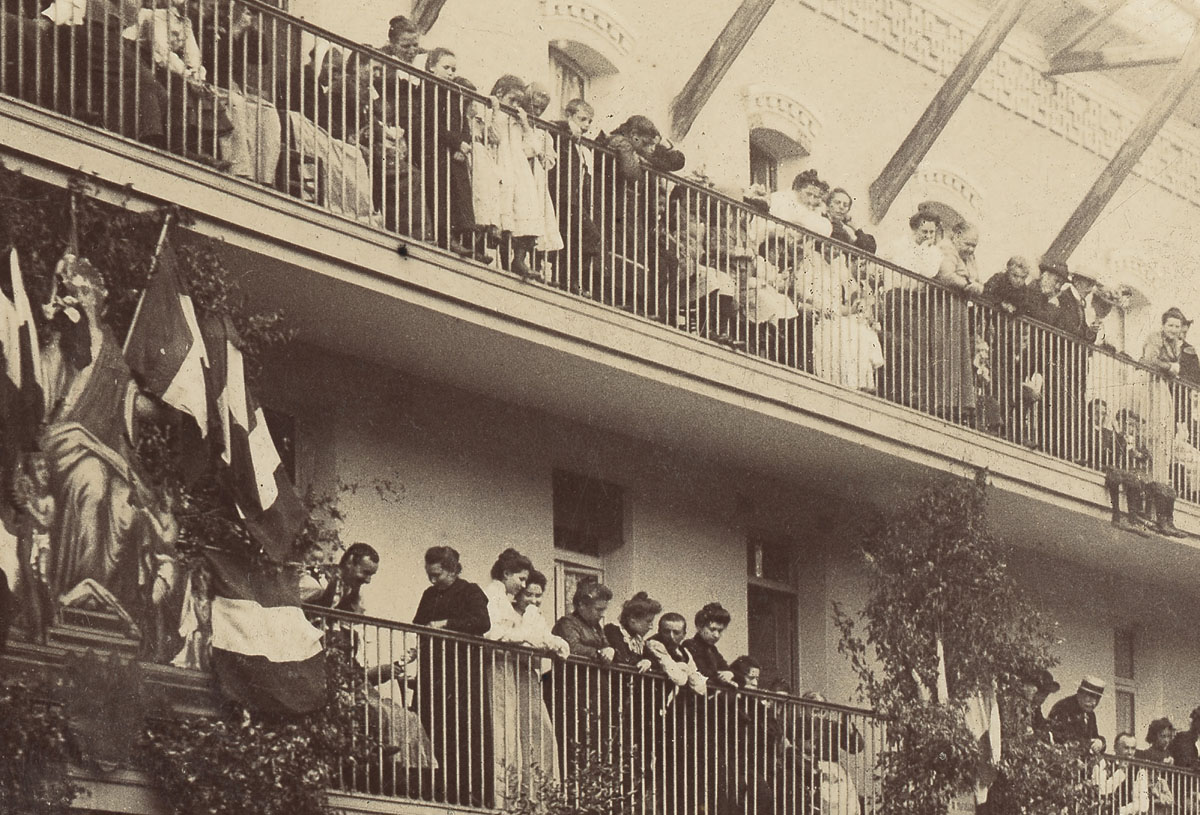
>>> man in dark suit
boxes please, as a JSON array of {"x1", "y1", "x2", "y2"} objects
[
  {"x1": 1169, "y1": 706, "x2": 1200, "y2": 769},
  {"x1": 1047, "y1": 675, "x2": 1106, "y2": 753}
]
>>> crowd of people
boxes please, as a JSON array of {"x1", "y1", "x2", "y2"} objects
[
  {"x1": 992, "y1": 672, "x2": 1200, "y2": 815},
  {"x1": 4, "y1": 2, "x2": 1200, "y2": 518},
  {"x1": 306, "y1": 543, "x2": 868, "y2": 814},
  {"x1": 308, "y1": 544, "x2": 1200, "y2": 815}
]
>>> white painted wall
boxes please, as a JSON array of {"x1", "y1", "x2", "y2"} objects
[{"x1": 264, "y1": 343, "x2": 1200, "y2": 728}]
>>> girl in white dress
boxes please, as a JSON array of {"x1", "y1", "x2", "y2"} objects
[
  {"x1": 481, "y1": 75, "x2": 546, "y2": 279},
  {"x1": 522, "y1": 85, "x2": 565, "y2": 270}
]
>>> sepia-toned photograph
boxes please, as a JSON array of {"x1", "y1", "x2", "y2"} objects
[{"x1": 1, "y1": 0, "x2": 1199, "y2": 813}]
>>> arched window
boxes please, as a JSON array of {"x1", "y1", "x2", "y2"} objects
[
  {"x1": 743, "y1": 86, "x2": 820, "y2": 192},
  {"x1": 541, "y1": 1, "x2": 633, "y2": 118}
]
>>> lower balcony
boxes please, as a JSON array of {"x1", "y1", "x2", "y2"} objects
[{"x1": 3, "y1": 604, "x2": 1196, "y2": 815}]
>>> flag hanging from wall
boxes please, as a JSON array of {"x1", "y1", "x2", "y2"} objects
[
  {"x1": 123, "y1": 224, "x2": 209, "y2": 435},
  {"x1": 201, "y1": 315, "x2": 306, "y2": 561},
  {"x1": 0, "y1": 248, "x2": 46, "y2": 460},
  {"x1": 205, "y1": 548, "x2": 326, "y2": 714}
]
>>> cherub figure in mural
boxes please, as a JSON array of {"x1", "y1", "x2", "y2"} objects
[
  {"x1": 8, "y1": 451, "x2": 56, "y2": 642},
  {"x1": 33, "y1": 254, "x2": 179, "y2": 648}
]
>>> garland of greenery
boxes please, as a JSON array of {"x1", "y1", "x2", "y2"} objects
[
  {"x1": 834, "y1": 472, "x2": 1090, "y2": 815},
  {"x1": 0, "y1": 164, "x2": 370, "y2": 815},
  {"x1": 141, "y1": 644, "x2": 372, "y2": 815},
  {"x1": 0, "y1": 677, "x2": 79, "y2": 814}
]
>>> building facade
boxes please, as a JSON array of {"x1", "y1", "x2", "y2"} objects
[{"x1": 2, "y1": 0, "x2": 1200, "y2": 812}]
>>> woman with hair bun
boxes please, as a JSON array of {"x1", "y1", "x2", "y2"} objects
[
  {"x1": 684, "y1": 602, "x2": 736, "y2": 687},
  {"x1": 684, "y1": 601, "x2": 738, "y2": 814},
  {"x1": 413, "y1": 546, "x2": 490, "y2": 806},
  {"x1": 604, "y1": 591, "x2": 662, "y2": 800},
  {"x1": 604, "y1": 591, "x2": 661, "y2": 672},
  {"x1": 482, "y1": 547, "x2": 546, "y2": 805}
]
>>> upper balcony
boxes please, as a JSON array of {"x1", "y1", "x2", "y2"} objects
[{"x1": 1, "y1": 0, "x2": 1199, "y2": 572}]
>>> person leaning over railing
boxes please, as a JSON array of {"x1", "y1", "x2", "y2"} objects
[
  {"x1": 551, "y1": 579, "x2": 616, "y2": 777},
  {"x1": 683, "y1": 602, "x2": 740, "y2": 814},
  {"x1": 412, "y1": 545, "x2": 490, "y2": 807},
  {"x1": 1132, "y1": 716, "x2": 1180, "y2": 815},
  {"x1": 548, "y1": 99, "x2": 601, "y2": 296},
  {"x1": 1096, "y1": 733, "x2": 1151, "y2": 815},
  {"x1": 1048, "y1": 675, "x2": 1107, "y2": 755},
  {"x1": 604, "y1": 592, "x2": 663, "y2": 808},
  {"x1": 483, "y1": 547, "x2": 545, "y2": 808},
  {"x1": 1139, "y1": 719, "x2": 1176, "y2": 766},
  {"x1": 33, "y1": 0, "x2": 170, "y2": 145},
  {"x1": 306, "y1": 544, "x2": 436, "y2": 794},
  {"x1": 644, "y1": 612, "x2": 706, "y2": 815},
  {"x1": 416, "y1": 48, "x2": 483, "y2": 260},
  {"x1": 186, "y1": 0, "x2": 281, "y2": 184},
  {"x1": 826, "y1": 188, "x2": 875, "y2": 255},
  {"x1": 595, "y1": 115, "x2": 685, "y2": 314},
  {"x1": 123, "y1": 0, "x2": 245, "y2": 168}
]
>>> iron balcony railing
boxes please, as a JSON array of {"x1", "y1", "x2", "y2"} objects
[
  {"x1": 3, "y1": 0, "x2": 1200, "y2": 509},
  {"x1": 1089, "y1": 753, "x2": 1200, "y2": 815},
  {"x1": 308, "y1": 604, "x2": 887, "y2": 814}
]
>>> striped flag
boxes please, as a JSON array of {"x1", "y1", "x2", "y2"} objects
[
  {"x1": 123, "y1": 224, "x2": 209, "y2": 436},
  {"x1": 0, "y1": 248, "x2": 45, "y2": 460},
  {"x1": 206, "y1": 549, "x2": 326, "y2": 714},
  {"x1": 202, "y1": 315, "x2": 306, "y2": 562}
]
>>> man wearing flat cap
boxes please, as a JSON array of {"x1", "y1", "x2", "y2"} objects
[
  {"x1": 1168, "y1": 706, "x2": 1200, "y2": 770},
  {"x1": 1048, "y1": 675, "x2": 1106, "y2": 753}
]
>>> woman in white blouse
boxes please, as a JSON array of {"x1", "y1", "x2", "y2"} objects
[{"x1": 484, "y1": 549, "x2": 556, "y2": 805}]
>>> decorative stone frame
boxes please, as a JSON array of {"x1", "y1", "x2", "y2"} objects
[
  {"x1": 541, "y1": 0, "x2": 634, "y2": 77},
  {"x1": 907, "y1": 165, "x2": 986, "y2": 227},
  {"x1": 743, "y1": 85, "x2": 822, "y2": 160}
]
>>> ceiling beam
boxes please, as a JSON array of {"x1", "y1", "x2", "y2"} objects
[
  {"x1": 669, "y1": 0, "x2": 777, "y2": 142},
  {"x1": 411, "y1": 0, "x2": 449, "y2": 34},
  {"x1": 867, "y1": 0, "x2": 1033, "y2": 224},
  {"x1": 1045, "y1": 0, "x2": 1127, "y2": 58},
  {"x1": 1047, "y1": 43, "x2": 1184, "y2": 75},
  {"x1": 1043, "y1": 26, "x2": 1200, "y2": 265}
]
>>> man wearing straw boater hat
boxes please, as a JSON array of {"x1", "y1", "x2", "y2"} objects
[{"x1": 1047, "y1": 675, "x2": 1106, "y2": 753}]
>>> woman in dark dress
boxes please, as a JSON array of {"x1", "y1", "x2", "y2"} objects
[
  {"x1": 604, "y1": 591, "x2": 662, "y2": 802},
  {"x1": 550, "y1": 579, "x2": 614, "y2": 777},
  {"x1": 683, "y1": 602, "x2": 738, "y2": 814},
  {"x1": 412, "y1": 546, "x2": 490, "y2": 806}
]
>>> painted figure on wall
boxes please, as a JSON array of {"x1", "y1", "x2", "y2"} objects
[{"x1": 3, "y1": 253, "x2": 179, "y2": 653}]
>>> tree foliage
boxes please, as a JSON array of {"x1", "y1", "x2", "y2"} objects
[
  {"x1": 835, "y1": 473, "x2": 1087, "y2": 815},
  {"x1": 0, "y1": 678, "x2": 80, "y2": 814},
  {"x1": 505, "y1": 741, "x2": 642, "y2": 815}
]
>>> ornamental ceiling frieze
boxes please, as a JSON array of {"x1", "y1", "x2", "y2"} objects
[{"x1": 799, "y1": 0, "x2": 1200, "y2": 205}]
